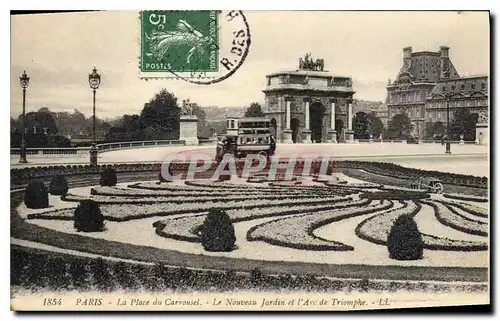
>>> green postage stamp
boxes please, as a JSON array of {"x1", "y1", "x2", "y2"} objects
[
  {"x1": 139, "y1": 10, "x2": 251, "y2": 84},
  {"x1": 141, "y1": 10, "x2": 219, "y2": 73}
]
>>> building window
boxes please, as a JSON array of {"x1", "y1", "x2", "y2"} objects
[
  {"x1": 481, "y1": 83, "x2": 486, "y2": 89},
  {"x1": 442, "y1": 86, "x2": 446, "y2": 92},
  {"x1": 416, "y1": 108, "x2": 420, "y2": 117},
  {"x1": 451, "y1": 85, "x2": 455, "y2": 90},
  {"x1": 471, "y1": 84, "x2": 475, "y2": 90}
]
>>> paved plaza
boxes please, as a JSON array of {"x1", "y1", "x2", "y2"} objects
[{"x1": 10, "y1": 143, "x2": 489, "y2": 177}]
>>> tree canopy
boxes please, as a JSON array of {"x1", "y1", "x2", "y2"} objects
[
  {"x1": 424, "y1": 121, "x2": 446, "y2": 139},
  {"x1": 387, "y1": 113, "x2": 413, "y2": 139},
  {"x1": 105, "y1": 89, "x2": 181, "y2": 142},
  {"x1": 244, "y1": 103, "x2": 265, "y2": 117},
  {"x1": 352, "y1": 111, "x2": 385, "y2": 139},
  {"x1": 450, "y1": 109, "x2": 478, "y2": 141}
]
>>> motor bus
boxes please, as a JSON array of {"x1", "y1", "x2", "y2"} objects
[{"x1": 215, "y1": 117, "x2": 276, "y2": 161}]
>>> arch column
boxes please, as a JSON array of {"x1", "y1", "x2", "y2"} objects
[
  {"x1": 345, "y1": 98, "x2": 355, "y2": 143},
  {"x1": 328, "y1": 98, "x2": 337, "y2": 143},
  {"x1": 283, "y1": 96, "x2": 293, "y2": 143},
  {"x1": 302, "y1": 97, "x2": 312, "y2": 143}
]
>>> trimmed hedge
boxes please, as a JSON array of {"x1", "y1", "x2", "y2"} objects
[
  {"x1": 360, "y1": 191, "x2": 430, "y2": 200},
  {"x1": 24, "y1": 180, "x2": 49, "y2": 209},
  {"x1": 100, "y1": 168, "x2": 117, "y2": 187},
  {"x1": 13, "y1": 244, "x2": 486, "y2": 293},
  {"x1": 49, "y1": 175, "x2": 69, "y2": 196},
  {"x1": 11, "y1": 160, "x2": 487, "y2": 190},
  {"x1": 388, "y1": 214, "x2": 424, "y2": 261},
  {"x1": 74, "y1": 200, "x2": 105, "y2": 232},
  {"x1": 200, "y1": 209, "x2": 236, "y2": 252}
]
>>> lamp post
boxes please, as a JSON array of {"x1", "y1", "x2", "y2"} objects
[
  {"x1": 19, "y1": 71, "x2": 30, "y2": 163},
  {"x1": 88, "y1": 67, "x2": 101, "y2": 166},
  {"x1": 433, "y1": 93, "x2": 452, "y2": 154},
  {"x1": 445, "y1": 95, "x2": 451, "y2": 154}
]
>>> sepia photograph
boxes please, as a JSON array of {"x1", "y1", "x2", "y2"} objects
[{"x1": 9, "y1": 9, "x2": 490, "y2": 311}]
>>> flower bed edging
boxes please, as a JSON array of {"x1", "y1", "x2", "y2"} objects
[
  {"x1": 246, "y1": 200, "x2": 393, "y2": 251},
  {"x1": 354, "y1": 201, "x2": 487, "y2": 251},
  {"x1": 443, "y1": 193, "x2": 488, "y2": 203},
  {"x1": 420, "y1": 201, "x2": 488, "y2": 237},
  {"x1": 154, "y1": 198, "x2": 362, "y2": 243}
]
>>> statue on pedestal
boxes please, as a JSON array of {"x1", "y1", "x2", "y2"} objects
[{"x1": 182, "y1": 99, "x2": 194, "y2": 116}]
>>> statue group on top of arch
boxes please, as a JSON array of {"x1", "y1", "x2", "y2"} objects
[{"x1": 299, "y1": 53, "x2": 325, "y2": 71}]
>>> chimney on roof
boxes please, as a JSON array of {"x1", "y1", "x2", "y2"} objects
[
  {"x1": 403, "y1": 46, "x2": 412, "y2": 59},
  {"x1": 439, "y1": 46, "x2": 451, "y2": 79},
  {"x1": 440, "y1": 46, "x2": 450, "y2": 58}
]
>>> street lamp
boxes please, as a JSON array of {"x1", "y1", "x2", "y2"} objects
[
  {"x1": 88, "y1": 67, "x2": 101, "y2": 166},
  {"x1": 19, "y1": 71, "x2": 30, "y2": 163},
  {"x1": 444, "y1": 94, "x2": 452, "y2": 154},
  {"x1": 433, "y1": 93, "x2": 452, "y2": 154}
]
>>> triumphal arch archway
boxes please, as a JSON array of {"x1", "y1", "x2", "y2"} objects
[{"x1": 262, "y1": 54, "x2": 356, "y2": 143}]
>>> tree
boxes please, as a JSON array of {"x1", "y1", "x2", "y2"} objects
[
  {"x1": 450, "y1": 109, "x2": 478, "y2": 141},
  {"x1": 387, "y1": 113, "x2": 413, "y2": 139},
  {"x1": 244, "y1": 103, "x2": 265, "y2": 117},
  {"x1": 424, "y1": 121, "x2": 446, "y2": 139},
  {"x1": 140, "y1": 89, "x2": 180, "y2": 139},
  {"x1": 352, "y1": 112, "x2": 385, "y2": 139},
  {"x1": 105, "y1": 114, "x2": 144, "y2": 142},
  {"x1": 366, "y1": 112, "x2": 384, "y2": 138},
  {"x1": 21, "y1": 109, "x2": 59, "y2": 135},
  {"x1": 352, "y1": 112, "x2": 369, "y2": 139}
]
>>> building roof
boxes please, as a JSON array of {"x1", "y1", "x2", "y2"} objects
[
  {"x1": 429, "y1": 75, "x2": 488, "y2": 97},
  {"x1": 393, "y1": 48, "x2": 460, "y2": 84}
]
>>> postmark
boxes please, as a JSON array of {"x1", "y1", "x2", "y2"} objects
[{"x1": 139, "y1": 10, "x2": 251, "y2": 84}]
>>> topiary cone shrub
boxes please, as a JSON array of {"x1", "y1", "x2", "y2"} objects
[
  {"x1": 387, "y1": 214, "x2": 424, "y2": 260},
  {"x1": 24, "y1": 180, "x2": 49, "y2": 209},
  {"x1": 100, "y1": 168, "x2": 117, "y2": 187},
  {"x1": 49, "y1": 175, "x2": 69, "y2": 196},
  {"x1": 200, "y1": 208, "x2": 236, "y2": 252},
  {"x1": 74, "y1": 200, "x2": 105, "y2": 232}
]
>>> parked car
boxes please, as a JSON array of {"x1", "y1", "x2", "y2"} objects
[{"x1": 408, "y1": 177, "x2": 444, "y2": 194}]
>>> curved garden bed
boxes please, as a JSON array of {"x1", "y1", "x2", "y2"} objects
[
  {"x1": 360, "y1": 190, "x2": 430, "y2": 200},
  {"x1": 420, "y1": 201, "x2": 488, "y2": 237},
  {"x1": 153, "y1": 198, "x2": 370, "y2": 243},
  {"x1": 28, "y1": 196, "x2": 354, "y2": 222},
  {"x1": 246, "y1": 200, "x2": 393, "y2": 251},
  {"x1": 354, "y1": 201, "x2": 487, "y2": 251},
  {"x1": 443, "y1": 193, "x2": 488, "y2": 203}
]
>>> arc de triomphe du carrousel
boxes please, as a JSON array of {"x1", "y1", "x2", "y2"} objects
[{"x1": 263, "y1": 53, "x2": 356, "y2": 144}]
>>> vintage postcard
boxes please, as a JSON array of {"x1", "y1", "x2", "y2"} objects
[{"x1": 10, "y1": 10, "x2": 490, "y2": 311}]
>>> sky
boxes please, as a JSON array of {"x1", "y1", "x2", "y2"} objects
[{"x1": 10, "y1": 11, "x2": 489, "y2": 119}]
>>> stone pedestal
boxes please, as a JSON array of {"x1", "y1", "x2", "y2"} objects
[
  {"x1": 89, "y1": 144, "x2": 98, "y2": 166},
  {"x1": 302, "y1": 129, "x2": 312, "y2": 144},
  {"x1": 179, "y1": 115, "x2": 199, "y2": 145},
  {"x1": 345, "y1": 130, "x2": 355, "y2": 143},
  {"x1": 283, "y1": 129, "x2": 293, "y2": 143},
  {"x1": 328, "y1": 130, "x2": 337, "y2": 143},
  {"x1": 475, "y1": 123, "x2": 488, "y2": 145}
]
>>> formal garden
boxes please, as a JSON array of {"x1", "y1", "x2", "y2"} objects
[{"x1": 11, "y1": 159, "x2": 489, "y2": 293}]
